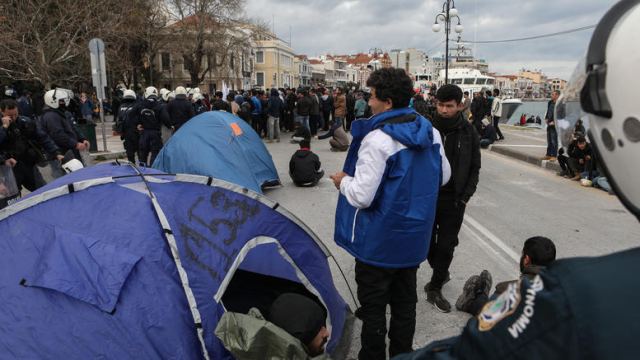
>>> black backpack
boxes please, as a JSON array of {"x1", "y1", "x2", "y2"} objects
[
  {"x1": 140, "y1": 107, "x2": 157, "y2": 127},
  {"x1": 116, "y1": 104, "x2": 134, "y2": 133}
]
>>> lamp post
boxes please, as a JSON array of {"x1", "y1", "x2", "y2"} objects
[{"x1": 432, "y1": 0, "x2": 463, "y2": 84}]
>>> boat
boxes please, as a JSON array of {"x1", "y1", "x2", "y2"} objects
[
  {"x1": 500, "y1": 98, "x2": 523, "y2": 123},
  {"x1": 438, "y1": 68, "x2": 495, "y2": 96}
]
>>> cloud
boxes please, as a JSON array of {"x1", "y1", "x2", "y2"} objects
[{"x1": 245, "y1": 0, "x2": 618, "y2": 78}]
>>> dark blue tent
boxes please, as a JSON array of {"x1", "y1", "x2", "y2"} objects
[
  {"x1": 0, "y1": 163, "x2": 353, "y2": 359},
  {"x1": 152, "y1": 112, "x2": 280, "y2": 194}
]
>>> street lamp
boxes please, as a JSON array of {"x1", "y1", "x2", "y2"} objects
[{"x1": 432, "y1": 0, "x2": 463, "y2": 84}]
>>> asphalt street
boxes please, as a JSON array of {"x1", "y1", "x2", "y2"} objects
[{"x1": 261, "y1": 133, "x2": 640, "y2": 356}]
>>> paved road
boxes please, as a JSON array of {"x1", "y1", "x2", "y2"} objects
[{"x1": 261, "y1": 135, "x2": 640, "y2": 356}]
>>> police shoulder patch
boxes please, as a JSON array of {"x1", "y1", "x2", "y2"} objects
[{"x1": 477, "y1": 280, "x2": 521, "y2": 331}]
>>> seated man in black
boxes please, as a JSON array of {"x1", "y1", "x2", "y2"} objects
[
  {"x1": 479, "y1": 118, "x2": 497, "y2": 149},
  {"x1": 456, "y1": 236, "x2": 557, "y2": 316},
  {"x1": 289, "y1": 139, "x2": 324, "y2": 187},
  {"x1": 567, "y1": 135, "x2": 594, "y2": 181}
]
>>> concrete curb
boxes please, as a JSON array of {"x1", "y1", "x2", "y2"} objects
[
  {"x1": 89, "y1": 151, "x2": 126, "y2": 161},
  {"x1": 487, "y1": 145, "x2": 561, "y2": 173}
]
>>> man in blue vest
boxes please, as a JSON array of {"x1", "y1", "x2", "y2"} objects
[
  {"x1": 393, "y1": 1, "x2": 640, "y2": 358},
  {"x1": 330, "y1": 68, "x2": 451, "y2": 360}
]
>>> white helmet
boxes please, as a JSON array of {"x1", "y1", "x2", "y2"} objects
[
  {"x1": 144, "y1": 86, "x2": 158, "y2": 99},
  {"x1": 175, "y1": 86, "x2": 187, "y2": 96},
  {"x1": 167, "y1": 91, "x2": 176, "y2": 100},
  {"x1": 159, "y1": 88, "x2": 170, "y2": 101},
  {"x1": 576, "y1": 0, "x2": 640, "y2": 220},
  {"x1": 62, "y1": 158, "x2": 84, "y2": 173},
  {"x1": 185, "y1": 87, "x2": 192, "y2": 95},
  {"x1": 44, "y1": 88, "x2": 70, "y2": 109},
  {"x1": 123, "y1": 89, "x2": 136, "y2": 100},
  {"x1": 192, "y1": 93, "x2": 204, "y2": 102}
]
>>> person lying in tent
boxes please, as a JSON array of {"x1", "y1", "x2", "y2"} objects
[{"x1": 215, "y1": 293, "x2": 331, "y2": 359}]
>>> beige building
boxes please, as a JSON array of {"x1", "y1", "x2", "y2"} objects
[
  {"x1": 155, "y1": 16, "x2": 254, "y2": 93},
  {"x1": 548, "y1": 78, "x2": 567, "y2": 92},
  {"x1": 253, "y1": 33, "x2": 296, "y2": 90},
  {"x1": 294, "y1": 55, "x2": 312, "y2": 88},
  {"x1": 518, "y1": 70, "x2": 547, "y2": 84}
]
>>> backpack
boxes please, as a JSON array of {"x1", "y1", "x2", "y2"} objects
[
  {"x1": 140, "y1": 107, "x2": 157, "y2": 127},
  {"x1": 116, "y1": 104, "x2": 134, "y2": 133}
]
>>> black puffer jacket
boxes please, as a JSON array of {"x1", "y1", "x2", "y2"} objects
[
  {"x1": 166, "y1": 96, "x2": 195, "y2": 130},
  {"x1": 433, "y1": 112, "x2": 481, "y2": 203},
  {"x1": 289, "y1": 149, "x2": 321, "y2": 184}
]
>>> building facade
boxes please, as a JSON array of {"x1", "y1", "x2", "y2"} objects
[{"x1": 253, "y1": 33, "x2": 296, "y2": 90}]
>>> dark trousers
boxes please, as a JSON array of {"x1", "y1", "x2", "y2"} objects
[
  {"x1": 123, "y1": 133, "x2": 139, "y2": 163},
  {"x1": 310, "y1": 114, "x2": 321, "y2": 135},
  {"x1": 428, "y1": 193, "x2": 467, "y2": 290},
  {"x1": 558, "y1": 154, "x2": 572, "y2": 175},
  {"x1": 493, "y1": 116, "x2": 504, "y2": 139},
  {"x1": 13, "y1": 161, "x2": 45, "y2": 192},
  {"x1": 568, "y1": 158, "x2": 594, "y2": 178},
  {"x1": 355, "y1": 260, "x2": 418, "y2": 360},
  {"x1": 546, "y1": 126, "x2": 558, "y2": 157},
  {"x1": 138, "y1": 130, "x2": 162, "y2": 165},
  {"x1": 322, "y1": 111, "x2": 331, "y2": 131},
  {"x1": 251, "y1": 114, "x2": 261, "y2": 134}
]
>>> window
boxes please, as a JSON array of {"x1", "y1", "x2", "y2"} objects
[
  {"x1": 476, "y1": 78, "x2": 487, "y2": 85},
  {"x1": 256, "y1": 51, "x2": 264, "y2": 63},
  {"x1": 230, "y1": 54, "x2": 235, "y2": 70},
  {"x1": 464, "y1": 78, "x2": 475, "y2": 85},
  {"x1": 487, "y1": 79, "x2": 495, "y2": 85},
  {"x1": 256, "y1": 72, "x2": 264, "y2": 87},
  {"x1": 161, "y1": 53, "x2": 171, "y2": 71},
  {"x1": 452, "y1": 78, "x2": 463, "y2": 85}
]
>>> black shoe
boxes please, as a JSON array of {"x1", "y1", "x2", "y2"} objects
[
  {"x1": 455, "y1": 275, "x2": 482, "y2": 313},
  {"x1": 423, "y1": 272, "x2": 452, "y2": 293},
  {"x1": 479, "y1": 270, "x2": 493, "y2": 297},
  {"x1": 427, "y1": 288, "x2": 451, "y2": 313}
]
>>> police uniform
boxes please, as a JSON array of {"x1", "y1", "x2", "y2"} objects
[{"x1": 393, "y1": 248, "x2": 640, "y2": 359}]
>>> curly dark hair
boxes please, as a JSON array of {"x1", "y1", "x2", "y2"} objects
[
  {"x1": 365, "y1": 68, "x2": 413, "y2": 108},
  {"x1": 435, "y1": 84, "x2": 463, "y2": 104}
]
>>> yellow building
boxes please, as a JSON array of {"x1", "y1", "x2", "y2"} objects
[
  {"x1": 253, "y1": 33, "x2": 296, "y2": 89},
  {"x1": 518, "y1": 69, "x2": 547, "y2": 84}
]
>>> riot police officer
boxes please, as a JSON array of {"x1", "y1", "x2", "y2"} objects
[
  {"x1": 41, "y1": 88, "x2": 89, "y2": 162},
  {"x1": 116, "y1": 89, "x2": 139, "y2": 163},
  {"x1": 131, "y1": 87, "x2": 170, "y2": 166},
  {"x1": 394, "y1": 1, "x2": 640, "y2": 359}
]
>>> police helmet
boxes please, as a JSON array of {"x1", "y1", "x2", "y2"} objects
[
  {"x1": 144, "y1": 86, "x2": 158, "y2": 99},
  {"x1": 44, "y1": 89, "x2": 71, "y2": 109},
  {"x1": 175, "y1": 86, "x2": 187, "y2": 96},
  {"x1": 123, "y1": 89, "x2": 136, "y2": 100},
  {"x1": 571, "y1": 0, "x2": 640, "y2": 220}
]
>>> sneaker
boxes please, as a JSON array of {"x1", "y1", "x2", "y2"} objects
[
  {"x1": 455, "y1": 275, "x2": 482, "y2": 312},
  {"x1": 427, "y1": 289, "x2": 451, "y2": 313},
  {"x1": 423, "y1": 273, "x2": 452, "y2": 293},
  {"x1": 479, "y1": 270, "x2": 493, "y2": 297}
]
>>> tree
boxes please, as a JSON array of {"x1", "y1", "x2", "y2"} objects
[
  {"x1": 0, "y1": 0, "x2": 130, "y2": 89},
  {"x1": 165, "y1": 0, "x2": 259, "y2": 87}
]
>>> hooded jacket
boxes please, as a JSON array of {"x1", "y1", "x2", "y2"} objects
[
  {"x1": 334, "y1": 107, "x2": 451, "y2": 268},
  {"x1": 289, "y1": 148, "x2": 321, "y2": 184}
]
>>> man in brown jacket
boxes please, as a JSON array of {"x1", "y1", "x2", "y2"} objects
[{"x1": 333, "y1": 88, "x2": 346, "y2": 129}]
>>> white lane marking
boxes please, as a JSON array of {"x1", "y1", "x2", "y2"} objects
[
  {"x1": 461, "y1": 223, "x2": 516, "y2": 271},
  {"x1": 502, "y1": 130, "x2": 547, "y2": 143},
  {"x1": 464, "y1": 215, "x2": 521, "y2": 263}
]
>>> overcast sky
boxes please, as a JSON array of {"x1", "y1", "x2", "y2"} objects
[{"x1": 244, "y1": 0, "x2": 618, "y2": 79}]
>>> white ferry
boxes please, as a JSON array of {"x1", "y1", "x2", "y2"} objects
[{"x1": 438, "y1": 68, "x2": 495, "y2": 95}]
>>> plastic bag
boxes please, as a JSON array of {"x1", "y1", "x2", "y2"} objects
[{"x1": 0, "y1": 165, "x2": 20, "y2": 209}]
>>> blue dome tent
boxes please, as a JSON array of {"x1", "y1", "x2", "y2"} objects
[
  {"x1": 0, "y1": 162, "x2": 354, "y2": 359},
  {"x1": 152, "y1": 112, "x2": 280, "y2": 194}
]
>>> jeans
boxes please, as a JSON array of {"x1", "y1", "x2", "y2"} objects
[
  {"x1": 267, "y1": 116, "x2": 280, "y2": 141},
  {"x1": 428, "y1": 192, "x2": 467, "y2": 290},
  {"x1": 355, "y1": 260, "x2": 418, "y2": 360},
  {"x1": 493, "y1": 116, "x2": 504, "y2": 139},
  {"x1": 297, "y1": 115, "x2": 310, "y2": 131},
  {"x1": 334, "y1": 117, "x2": 344, "y2": 129},
  {"x1": 546, "y1": 126, "x2": 558, "y2": 157}
]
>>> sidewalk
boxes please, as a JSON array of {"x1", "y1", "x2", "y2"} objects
[
  {"x1": 90, "y1": 116, "x2": 126, "y2": 161},
  {"x1": 486, "y1": 125, "x2": 561, "y2": 172}
]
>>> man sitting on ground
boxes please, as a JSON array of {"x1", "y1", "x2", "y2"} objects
[
  {"x1": 479, "y1": 118, "x2": 497, "y2": 149},
  {"x1": 455, "y1": 236, "x2": 557, "y2": 316},
  {"x1": 567, "y1": 135, "x2": 594, "y2": 181},
  {"x1": 318, "y1": 120, "x2": 350, "y2": 152},
  {"x1": 289, "y1": 139, "x2": 324, "y2": 187}
]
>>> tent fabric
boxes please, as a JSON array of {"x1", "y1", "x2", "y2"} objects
[
  {"x1": 0, "y1": 163, "x2": 352, "y2": 359},
  {"x1": 152, "y1": 112, "x2": 280, "y2": 193}
]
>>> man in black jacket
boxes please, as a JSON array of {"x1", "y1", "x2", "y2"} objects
[
  {"x1": 289, "y1": 139, "x2": 324, "y2": 186},
  {"x1": 131, "y1": 87, "x2": 170, "y2": 165},
  {"x1": 424, "y1": 84, "x2": 481, "y2": 313},
  {"x1": 1, "y1": 99, "x2": 63, "y2": 192},
  {"x1": 469, "y1": 92, "x2": 485, "y2": 134},
  {"x1": 166, "y1": 86, "x2": 194, "y2": 131},
  {"x1": 41, "y1": 89, "x2": 89, "y2": 163}
]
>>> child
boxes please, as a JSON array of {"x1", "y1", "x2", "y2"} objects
[{"x1": 289, "y1": 139, "x2": 324, "y2": 187}]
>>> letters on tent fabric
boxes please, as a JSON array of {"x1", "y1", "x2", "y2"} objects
[{"x1": 179, "y1": 189, "x2": 261, "y2": 282}]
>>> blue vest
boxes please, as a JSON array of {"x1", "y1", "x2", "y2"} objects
[{"x1": 334, "y1": 108, "x2": 442, "y2": 268}]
